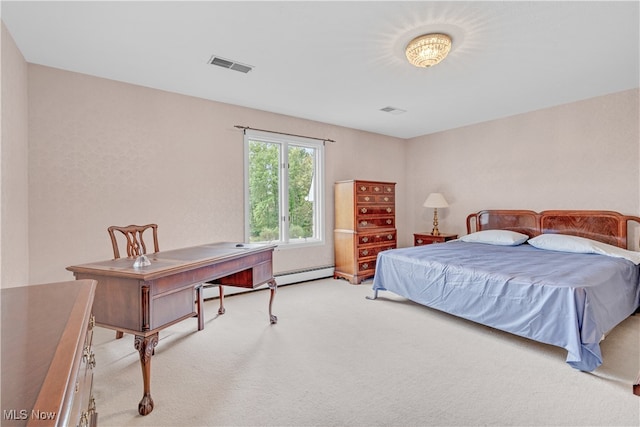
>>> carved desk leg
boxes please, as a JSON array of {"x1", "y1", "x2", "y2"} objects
[
  {"x1": 134, "y1": 333, "x2": 158, "y2": 415},
  {"x1": 268, "y1": 279, "x2": 278, "y2": 324}
]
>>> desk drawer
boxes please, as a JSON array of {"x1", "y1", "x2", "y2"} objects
[
  {"x1": 151, "y1": 287, "x2": 195, "y2": 330},
  {"x1": 219, "y1": 260, "x2": 273, "y2": 288}
]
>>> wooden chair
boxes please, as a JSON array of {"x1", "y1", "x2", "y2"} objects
[
  {"x1": 108, "y1": 223, "x2": 159, "y2": 260},
  {"x1": 107, "y1": 224, "x2": 224, "y2": 339},
  {"x1": 108, "y1": 224, "x2": 160, "y2": 339}
]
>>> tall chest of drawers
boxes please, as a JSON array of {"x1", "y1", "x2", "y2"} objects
[{"x1": 334, "y1": 180, "x2": 396, "y2": 284}]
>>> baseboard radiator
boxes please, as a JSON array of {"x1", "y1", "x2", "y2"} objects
[{"x1": 202, "y1": 265, "x2": 334, "y2": 299}]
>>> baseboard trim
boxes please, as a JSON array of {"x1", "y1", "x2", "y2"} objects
[{"x1": 275, "y1": 265, "x2": 334, "y2": 285}]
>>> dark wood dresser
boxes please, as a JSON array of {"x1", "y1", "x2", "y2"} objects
[
  {"x1": 1, "y1": 280, "x2": 97, "y2": 427},
  {"x1": 334, "y1": 180, "x2": 396, "y2": 284}
]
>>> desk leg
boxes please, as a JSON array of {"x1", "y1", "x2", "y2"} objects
[
  {"x1": 195, "y1": 284, "x2": 204, "y2": 331},
  {"x1": 134, "y1": 333, "x2": 158, "y2": 416},
  {"x1": 268, "y1": 279, "x2": 278, "y2": 324},
  {"x1": 218, "y1": 285, "x2": 226, "y2": 315}
]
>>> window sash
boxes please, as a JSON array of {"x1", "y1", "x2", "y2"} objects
[{"x1": 244, "y1": 130, "x2": 324, "y2": 245}]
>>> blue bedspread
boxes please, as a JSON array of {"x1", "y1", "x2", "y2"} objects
[{"x1": 371, "y1": 241, "x2": 640, "y2": 371}]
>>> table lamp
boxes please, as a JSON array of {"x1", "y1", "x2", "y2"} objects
[{"x1": 423, "y1": 193, "x2": 449, "y2": 236}]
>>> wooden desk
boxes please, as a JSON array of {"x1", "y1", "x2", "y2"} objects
[
  {"x1": 67, "y1": 242, "x2": 277, "y2": 415},
  {"x1": 1, "y1": 280, "x2": 97, "y2": 427}
]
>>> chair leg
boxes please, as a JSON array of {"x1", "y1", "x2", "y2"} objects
[
  {"x1": 116, "y1": 331, "x2": 124, "y2": 339},
  {"x1": 218, "y1": 285, "x2": 226, "y2": 315}
]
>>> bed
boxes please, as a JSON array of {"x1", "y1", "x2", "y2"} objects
[{"x1": 370, "y1": 209, "x2": 640, "y2": 372}]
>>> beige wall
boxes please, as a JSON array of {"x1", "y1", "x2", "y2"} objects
[
  {"x1": 405, "y1": 89, "x2": 640, "y2": 248},
  {"x1": 26, "y1": 65, "x2": 406, "y2": 284},
  {"x1": 1, "y1": 22, "x2": 29, "y2": 287},
  {"x1": 3, "y1": 19, "x2": 639, "y2": 285}
]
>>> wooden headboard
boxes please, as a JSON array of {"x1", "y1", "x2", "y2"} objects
[{"x1": 466, "y1": 210, "x2": 640, "y2": 249}]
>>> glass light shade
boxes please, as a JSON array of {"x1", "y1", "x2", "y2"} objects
[
  {"x1": 405, "y1": 33, "x2": 452, "y2": 68},
  {"x1": 423, "y1": 193, "x2": 449, "y2": 208}
]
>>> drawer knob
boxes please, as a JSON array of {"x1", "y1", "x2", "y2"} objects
[
  {"x1": 361, "y1": 263, "x2": 369, "y2": 270},
  {"x1": 360, "y1": 186, "x2": 367, "y2": 191},
  {"x1": 361, "y1": 208, "x2": 367, "y2": 213},
  {"x1": 386, "y1": 219, "x2": 392, "y2": 224},
  {"x1": 362, "y1": 237, "x2": 369, "y2": 243},
  {"x1": 374, "y1": 186, "x2": 380, "y2": 192},
  {"x1": 364, "y1": 196, "x2": 370, "y2": 201},
  {"x1": 417, "y1": 239, "x2": 423, "y2": 244},
  {"x1": 386, "y1": 207, "x2": 392, "y2": 213},
  {"x1": 360, "y1": 221, "x2": 368, "y2": 226},
  {"x1": 387, "y1": 234, "x2": 393, "y2": 240},
  {"x1": 384, "y1": 197, "x2": 389, "y2": 202},
  {"x1": 362, "y1": 249, "x2": 369, "y2": 256}
]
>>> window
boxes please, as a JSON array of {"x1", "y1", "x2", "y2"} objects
[{"x1": 244, "y1": 130, "x2": 324, "y2": 246}]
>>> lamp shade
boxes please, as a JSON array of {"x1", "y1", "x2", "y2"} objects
[{"x1": 423, "y1": 193, "x2": 449, "y2": 208}]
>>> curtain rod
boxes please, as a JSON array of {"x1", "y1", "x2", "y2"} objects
[{"x1": 234, "y1": 125, "x2": 335, "y2": 143}]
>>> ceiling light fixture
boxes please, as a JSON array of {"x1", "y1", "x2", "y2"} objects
[{"x1": 405, "y1": 33, "x2": 452, "y2": 68}]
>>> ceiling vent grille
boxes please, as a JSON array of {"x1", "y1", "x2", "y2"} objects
[
  {"x1": 208, "y1": 55, "x2": 253, "y2": 73},
  {"x1": 380, "y1": 106, "x2": 407, "y2": 115}
]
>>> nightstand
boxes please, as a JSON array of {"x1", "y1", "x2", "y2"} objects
[{"x1": 414, "y1": 232, "x2": 457, "y2": 246}]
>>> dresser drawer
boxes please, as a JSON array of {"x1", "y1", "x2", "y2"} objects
[
  {"x1": 358, "y1": 231, "x2": 396, "y2": 245},
  {"x1": 357, "y1": 258, "x2": 377, "y2": 273},
  {"x1": 356, "y1": 194, "x2": 395, "y2": 204},
  {"x1": 355, "y1": 182, "x2": 395, "y2": 195},
  {"x1": 71, "y1": 368, "x2": 96, "y2": 427},
  {"x1": 70, "y1": 314, "x2": 98, "y2": 427},
  {"x1": 357, "y1": 244, "x2": 396, "y2": 259},
  {"x1": 414, "y1": 233, "x2": 458, "y2": 246},
  {"x1": 356, "y1": 205, "x2": 394, "y2": 216},
  {"x1": 357, "y1": 217, "x2": 395, "y2": 229}
]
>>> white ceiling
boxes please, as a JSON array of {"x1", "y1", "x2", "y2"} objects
[{"x1": 2, "y1": 1, "x2": 639, "y2": 139}]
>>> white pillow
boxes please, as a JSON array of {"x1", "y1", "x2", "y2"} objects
[
  {"x1": 460, "y1": 230, "x2": 529, "y2": 246},
  {"x1": 528, "y1": 233, "x2": 640, "y2": 265}
]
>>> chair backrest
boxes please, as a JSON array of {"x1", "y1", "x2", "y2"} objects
[{"x1": 107, "y1": 224, "x2": 159, "y2": 259}]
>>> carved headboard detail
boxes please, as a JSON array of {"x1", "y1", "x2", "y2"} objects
[{"x1": 466, "y1": 209, "x2": 640, "y2": 249}]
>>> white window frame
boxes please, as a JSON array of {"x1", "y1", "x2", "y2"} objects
[{"x1": 243, "y1": 129, "x2": 325, "y2": 247}]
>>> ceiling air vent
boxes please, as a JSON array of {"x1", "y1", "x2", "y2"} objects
[
  {"x1": 208, "y1": 55, "x2": 253, "y2": 73},
  {"x1": 380, "y1": 106, "x2": 407, "y2": 115}
]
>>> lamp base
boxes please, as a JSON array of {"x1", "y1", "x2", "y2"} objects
[{"x1": 431, "y1": 208, "x2": 440, "y2": 236}]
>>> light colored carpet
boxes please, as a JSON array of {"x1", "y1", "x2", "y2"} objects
[{"x1": 92, "y1": 278, "x2": 640, "y2": 426}]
